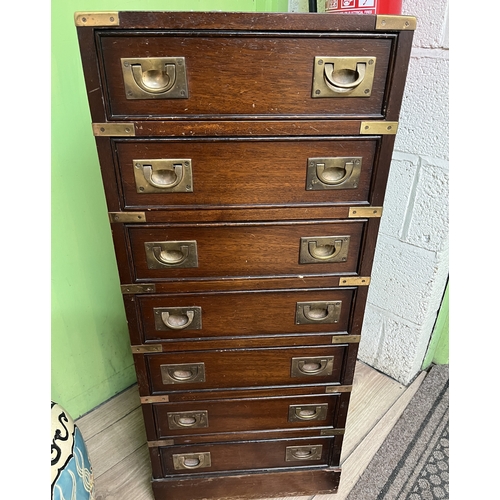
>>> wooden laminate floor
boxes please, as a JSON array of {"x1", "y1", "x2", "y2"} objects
[{"x1": 76, "y1": 361, "x2": 426, "y2": 500}]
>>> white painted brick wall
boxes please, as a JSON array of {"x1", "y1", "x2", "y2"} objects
[
  {"x1": 286, "y1": 1, "x2": 449, "y2": 384},
  {"x1": 359, "y1": 0, "x2": 449, "y2": 384}
]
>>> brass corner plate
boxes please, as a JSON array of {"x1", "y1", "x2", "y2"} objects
[
  {"x1": 338, "y1": 277, "x2": 371, "y2": 286},
  {"x1": 109, "y1": 212, "x2": 147, "y2": 223},
  {"x1": 360, "y1": 121, "x2": 398, "y2": 135},
  {"x1": 376, "y1": 15, "x2": 417, "y2": 31},
  {"x1": 131, "y1": 344, "x2": 163, "y2": 354},
  {"x1": 141, "y1": 395, "x2": 170, "y2": 404},
  {"x1": 148, "y1": 439, "x2": 175, "y2": 448},
  {"x1": 121, "y1": 284, "x2": 156, "y2": 294},
  {"x1": 326, "y1": 385, "x2": 353, "y2": 394},
  {"x1": 93, "y1": 123, "x2": 135, "y2": 136},
  {"x1": 348, "y1": 207, "x2": 383, "y2": 218},
  {"x1": 331, "y1": 335, "x2": 361, "y2": 344},
  {"x1": 320, "y1": 428, "x2": 345, "y2": 436},
  {"x1": 74, "y1": 12, "x2": 119, "y2": 27}
]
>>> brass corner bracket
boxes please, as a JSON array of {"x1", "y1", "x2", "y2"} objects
[
  {"x1": 75, "y1": 12, "x2": 120, "y2": 27},
  {"x1": 93, "y1": 123, "x2": 136, "y2": 137},
  {"x1": 376, "y1": 15, "x2": 417, "y2": 31},
  {"x1": 339, "y1": 277, "x2": 371, "y2": 286},
  {"x1": 360, "y1": 121, "x2": 398, "y2": 135}
]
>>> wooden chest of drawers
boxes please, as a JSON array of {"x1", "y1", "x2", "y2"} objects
[{"x1": 75, "y1": 11, "x2": 415, "y2": 499}]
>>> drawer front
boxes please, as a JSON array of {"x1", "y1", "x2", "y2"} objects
[
  {"x1": 126, "y1": 221, "x2": 365, "y2": 281},
  {"x1": 145, "y1": 346, "x2": 346, "y2": 394},
  {"x1": 137, "y1": 288, "x2": 354, "y2": 342},
  {"x1": 157, "y1": 437, "x2": 338, "y2": 476},
  {"x1": 153, "y1": 394, "x2": 342, "y2": 439},
  {"x1": 99, "y1": 34, "x2": 393, "y2": 119},
  {"x1": 114, "y1": 138, "x2": 377, "y2": 209}
]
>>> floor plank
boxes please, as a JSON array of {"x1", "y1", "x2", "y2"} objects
[
  {"x1": 77, "y1": 385, "x2": 140, "y2": 440},
  {"x1": 340, "y1": 361, "x2": 405, "y2": 461},
  {"x1": 86, "y1": 406, "x2": 147, "y2": 479},
  {"x1": 94, "y1": 445, "x2": 153, "y2": 500}
]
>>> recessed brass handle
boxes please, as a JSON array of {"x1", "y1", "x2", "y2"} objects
[
  {"x1": 312, "y1": 57, "x2": 376, "y2": 98},
  {"x1": 317, "y1": 161, "x2": 353, "y2": 185},
  {"x1": 306, "y1": 157, "x2": 362, "y2": 191},
  {"x1": 291, "y1": 356, "x2": 334, "y2": 377},
  {"x1": 154, "y1": 307, "x2": 202, "y2": 331},
  {"x1": 285, "y1": 445, "x2": 323, "y2": 462},
  {"x1": 299, "y1": 236, "x2": 350, "y2": 264},
  {"x1": 145, "y1": 241, "x2": 198, "y2": 269},
  {"x1": 161, "y1": 310, "x2": 195, "y2": 330},
  {"x1": 122, "y1": 57, "x2": 188, "y2": 99},
  {"x1": 160, "y1": 362, "x2": 206, "y2": 385},
  {"x1": 167, "y1": 410, "x2": 209, "y2": 430},
  {"x1": 131, "y1": 62, "x2": 177, "y2": 94},
  {"x1": 173, "y1": 452, "x2": 211, "y2": 470},
  {"x1": 153, "y1": 245, "x2": 189, "y2": 265},
  {"x1": 134, "y1": 159, "x2": 193, "y2": 194},
  {"x1": 308, "y1": 239, "x2": 343, "y2": 261},
  {"x1": 143, "y1": 163, "x2": 183, "y2": 189},
  {"x1": 288, "y1": 404, "x2": 328, "y2": 422},
  {"x1": 324, "y1": 62, "x2": 366, "y2": 92},
  {"x1": 296, "y1": 301, "x2": 341, "y2": 325}
]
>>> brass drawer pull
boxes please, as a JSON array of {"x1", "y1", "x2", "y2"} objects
[
  {"x1": 173, "y1": 452, "x2": 211, "y2": 470},
  {"x1": 121, "y1": 57, "x2": 188, "y2": 99},
  {"x1": 291, "y1": 356, "x2": 334, "y2": 377},
  {"x1": 312, "y1": 56, "x2": 376, "y2": 98},
  {"x1": 144, "y1": 163, "x2": 182, "y2": 188},
  {"x1": 306, "y1": 157, "x2": 362, "y2": 191},
  {"x1": 145, "y1": 241, "x2": 198, "y2": 269},
  {"x1": 160, "y1": 363, "x2": 206, "y2": 384},
  {"x1": 285, "y1": 445, "x2": 323, "y2": 462},
  {"x1": 296, "y1": 301, "x2": 341, "y2": 325},
  {"x1": 154, "y1": 307, "x2": 202, "y2": 331},
  {"x1": 134, "y1": 159, "x2": 193, "y2": 193},
  {"x1": 299, "y1": 236, "x2": 350, "y2": 264},
  {"x1": 167, "y1": 410, "x2": 209, "y2": 430},
  {"x1": 324, "y1": 62, "x2": 366, "y2": 92},
  {"x1": 288, "y1": 404, "x2": 328, "y2": 422}
]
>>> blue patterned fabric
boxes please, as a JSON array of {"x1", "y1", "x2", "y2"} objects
[{"x1": 51, "y1": 401, "x2": 96, "y2": 500}]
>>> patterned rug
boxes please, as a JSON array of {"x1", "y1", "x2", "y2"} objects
[{"x1": 347, "y1": 364, "x2": 449, "y2": 500}]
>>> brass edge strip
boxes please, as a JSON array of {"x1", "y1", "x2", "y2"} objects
[
  {"x1": 349, "y1": 207, "x2": 383, "y2": 218},
  {"x1": 320, "y1": 429, "x2": 345, "y2": 436},
  {"x1": 121, "y1": 284, "x2": 156, "y2": 294},
  {"x1": 75, "y1": 12, "x2": 120, "y2": 27},
  {"x1": 360, "y1": 121, "x2": 398, "y2": 135},
  {"x1": 325, "y1": 385, "x2": 353, "y2": 394},
  {"x1": 148, "y1": 440, "x2": 175, "y2": 448},
  {"x1": 332, "y1": 335, "x2": 361, "y2": 344},
  {"x1": 141, "y1": 395, "x2": 170, "y2": 404},
  {"x1": 376, "y1": 15, "x2": 417, "y2": 31},
  {"x1": 109, "y1": 212, "x2": 147, "y2": 223},
  {"x1": 131, "y1": 344, "x2": 163, "y2": 354},
  {"x1": 339, "y1": 277, "x2": 371, "y2": 286},
  {"x1": 93, "y1": 123, "x2": 135, "y2": 136}
]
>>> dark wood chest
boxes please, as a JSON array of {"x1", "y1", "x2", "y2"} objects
[{"x1": 75, "y1": 11, "x2": 415, "y2": 499}]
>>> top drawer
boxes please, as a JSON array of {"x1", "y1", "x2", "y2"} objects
[{"x1": 97, "y1": 33, "x2": 395, "y2": 120}]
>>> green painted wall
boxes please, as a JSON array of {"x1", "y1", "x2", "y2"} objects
[
  {"x1": 422, "y1": 281, "x2": 449, "y2": 369},
  {"x1": 51, "y1": 0, "x2": 288, "y2": 419}
]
